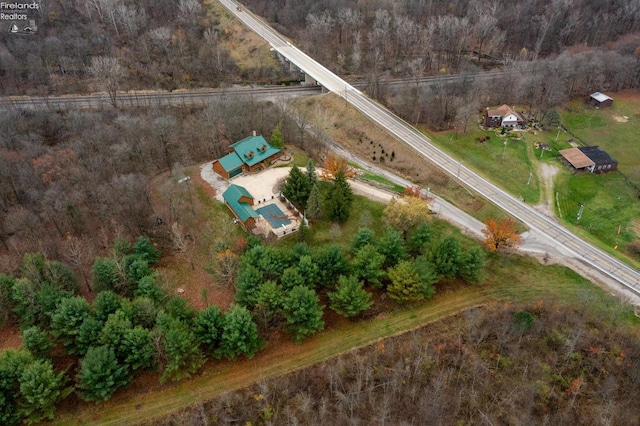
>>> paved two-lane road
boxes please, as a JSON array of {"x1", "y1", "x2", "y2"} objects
[{"x1": 221, "y1": 0, "x2": 640, "y2": 302}]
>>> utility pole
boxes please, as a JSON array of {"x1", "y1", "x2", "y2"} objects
[
  {"x1": 527, "y1": 172, "x2": 532, "y2": 185},
  {"x1": 577, "y1": 203, "x2": 584, "y2": 221},
  {"x1": 555, "y1": 126, "x2": 561, "y2": 142}
]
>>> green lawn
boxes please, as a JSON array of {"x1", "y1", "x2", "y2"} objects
[
  {"x1": 295, "y1": 193, "x2": 388, "y2": 247},
  {"x1": 561, "y1": 97, "x2": 640, "y2": 186},
  {"x1": 290, "y1": 149, "x2": 312, "y2": 167},
  {"x1": 360, "y1": 171, "x2": 406, "y2": 193},
  {"x1": 422, "y1": 100, "x2": 640, "y2": 265},
  {"x1": 556, "y1": 96, "x2": 640, "y2": 261},
  {"x1": 554, "y1": 170, "x2": 640, "y2": 265},
  {"x1": 426, "y1": 128, "x2": 542, "y2": 204}
]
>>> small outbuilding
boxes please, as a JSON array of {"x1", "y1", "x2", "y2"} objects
[
  {"x1": 589, "y1": 92, "x2": 613, "y2": 108},
  {"x1": 559, "y1": 146, "x2": 617, "y2": 173},
  {"x1": 222, "y1": 184, "x2": 259, "y2": 228},
  {"x1": 559, "y1": 148, "x2": 594, "y2": 172}
]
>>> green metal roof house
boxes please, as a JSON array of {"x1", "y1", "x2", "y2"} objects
[
  {"x1": 213, "y1": 134, "x2": 282, "y2": 179},
  {"x1": 222, "y1": 184, "x2": 259, "y2": 228}
]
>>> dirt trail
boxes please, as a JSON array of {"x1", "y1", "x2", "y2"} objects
[{"x1": 536, "y1": 163, "x2": 560, "y2": 217}]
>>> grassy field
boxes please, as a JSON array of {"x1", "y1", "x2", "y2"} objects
[
  {"x1": 556, "y1": 93, "x2": 640, "y2": 261},
  {"x1": 423, "y1": 93, "x2": 640, "y2": 264},
  {"x1": 554, "y1": 170, "x2": 640, "y2": 266},
  {"x1": 296, "y1": 193, "x2": 389, "y2": 247},
  {"x1": 561, "y1": 93, "x2": 640, "y2": 186},
  {"x1": 426, "y1": 127, "x2": 542, "y2": 204}
]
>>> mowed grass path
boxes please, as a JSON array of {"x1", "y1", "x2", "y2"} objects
[{"x1": 54, "y1": 254, "x2": 631, "y2": 425}]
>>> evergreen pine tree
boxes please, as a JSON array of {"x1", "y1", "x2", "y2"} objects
[
  {"x1": 326, "y1": 170, "x2": 353, "y2": 223},
  {"x1": 328, "y1": 275, "x2": 373, "y2": 317},
  {"x1": 283, "y1": 286, "x2": 324, "y2": 344},
  {"x1": 270, "y1": 126, "x2": 285, "y2": 149},
  {"x1": 217, "y1": 304, "x2": 262, "y2": 360},
  {"x1": 305, "y1": 159, "x2": 317, "y2": 188},
  {"x1": 306, "y1": 183, "x2": 322, "y2": 220},
  {"x1": 17, "y1": 359, "x2": 68, "y2": 423},
  {"x1": 281, "y1": 164, "x2": 311, "y2": 208},
  {"x1": 76, "y1": 346, "x2": 129, "y2": 402}
]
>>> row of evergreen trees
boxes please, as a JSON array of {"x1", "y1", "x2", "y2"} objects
[
  {"x1": 281, "y1": 160, "x2": 354, "y2": 223},
  {"x1": 232, "y1": 215, "x2": 486, "y2": 344},
  {"x1": 0, "y1": 166, "x2": 489, "y2": 422},
  {"x1": 0, "y1": 237, "x2": 262, "y2": 424}
]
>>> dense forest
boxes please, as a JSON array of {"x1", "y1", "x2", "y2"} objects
[
  {"x1": 0, "y1": 0, "x2": 289, "y2": 95},
  {"x1": 0, "y1": 239, "x2": 266, "y2": 424},
  {"x1": 2, "y1": 0, "x2": 640, "y2": 100},
  {"x1": 0, "y1": 99, "x2": 315, "y2": 277},
  {"x1": 246, "y1": 0, "x2": 640, "y2": 72},
  {"x1": 154, "y1": 302, "x2": 640, "y2": 425}
]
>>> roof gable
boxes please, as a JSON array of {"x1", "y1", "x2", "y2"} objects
[
  {"x1": 487, "y1": 104, "x2": 516, "y2": 118},
  {"x1": 590, "y1": 92, "x2": 613, "y2": 103},
  {"x1": 230, "y1": 135, "x2": 281, "y2": 167},
  {"x1": 559, "y1": 148, "x2": 595, "y2": 169},
  {"x1": 218, "y1": 152, "x2": 244, "y2": 172},
  {"x1": 222, "y1": 185, "x2": 258, "y2": 222}
]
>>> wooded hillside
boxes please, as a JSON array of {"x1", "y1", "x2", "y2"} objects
[
  {"x1": 154, "y1": 301, "x2": 640, "y2": 425},
  {"x1": 0, "y1": 100, "x2": 297, "y2": 276},
  {"x1": 0, "y1": 0, "x2": 289, "y2": 95},
  {"x1": 245, "y1": 0, "x2": 640, "y2": 72}
]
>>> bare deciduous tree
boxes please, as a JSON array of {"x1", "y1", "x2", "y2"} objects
[
  {"x1": 116, "y1": 4, "x2": 146, "y2": 40},
  {"x1": 87, "y1": 56, "x2": 125, "y2": 107},
  {"x1": 178, "y1": 0, "x2": 202, "y2": 25}
]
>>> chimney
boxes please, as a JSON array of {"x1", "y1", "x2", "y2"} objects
[{"x1": 252, "y1": 130, "x2": 256, "y2": 137}]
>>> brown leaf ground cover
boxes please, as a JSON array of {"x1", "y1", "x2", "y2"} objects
[{"x1": 153, "y1": 301, "x2": 640, "y2": 425}]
